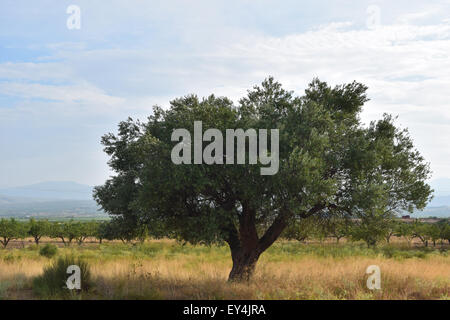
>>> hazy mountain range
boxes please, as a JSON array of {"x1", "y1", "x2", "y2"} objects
[
  {"x1": 0, "y1": 181, "x2": 93, "y2": 201},
  {"x1": 0, "y1": 181, "x2": 106, "y2": 218},
  {"x1": 0, "y1": 179, "x2": 450, "y2": 218}
]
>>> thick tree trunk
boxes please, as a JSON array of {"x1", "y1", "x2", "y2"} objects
[
  {"x1": 225, "y1": 203, "x2": 291, "y2": 282},
  {"x1": 228, "y1": 247, "x2": 261, "y2": 282},
  {"x1": 222, "y1": 201, "x2": 325, "y2": 282},
  {"x1": 226, "y1": 203, "x2": 261, "y2": 282}
]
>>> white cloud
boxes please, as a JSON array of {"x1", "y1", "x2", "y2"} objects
[
  {"x1": 0, "y1": 82, "x2": 124, "y2": 106},
  {"x1": 1, "y1": 3, "x2": 450, "y2": 184}
]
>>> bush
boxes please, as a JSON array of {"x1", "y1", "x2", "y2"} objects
[
  {"x1": 3, "y1": 253, "x2": 21, "y2": 263},
  {"x1": 39, "y1": 244, "x2": 58, "y2": 258},
  {"x1": 381, "y1": 246, "x2": 395, "y2": 258},
  {"x1": 33, "y1": 256, "x2": 92, "y2": 298},
  {"x1": 27, "y1": 244, "x2": 39, "y2": 251}
]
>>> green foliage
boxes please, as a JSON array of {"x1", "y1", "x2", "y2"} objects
[
  {"x1": 282, "y1": 216, "x2": 326, "y2": 242},
  {"x1": 48, "y1": 222, "x2": 69, "y2": 245},
  {"x1": 349, "y1": 211, "x2": 395, "y2": 247},
  {"x1": 426, "y1": 224, "x2": 442, "y2": 246},
  {"x1": 94, "y1": 77, "x2": 432, "y2": 280},
  {"x1": 97, "y1": 217, "x2": 146, "y2": 243},
  {"x1": 32, "y1": 256, "x2": 92, "y2": 298},
  {"x1": 39, "y1": 244, "x2": 58, "y2": 258},
  {"x1": 439, "y1": 222, "x2": 450, "y2": 244},
  {"x1": 28, "y1": 218, "x2": 50, "y2": 245},
  {"x1": 395, "y1": 221, "x2": 415, "y2": 244},
  {"x1": 0, "y1": 218, "x2": 28, "y2": 248},
  {"x1": 323, "y1": 217, "x2": 351, "y2": 243}
]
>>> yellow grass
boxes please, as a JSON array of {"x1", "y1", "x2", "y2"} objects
[
  {"x1": 90, "y1": 256, "x2": 449, "y2": 300},
  {"x1": 0, "y1": 239, "x2": 448, "y2": 300}
]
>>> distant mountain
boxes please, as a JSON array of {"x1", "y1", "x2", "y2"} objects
[
  {"x1": 412, "y1": 206, "x2": 450, "y2": 218},
  {"x1": 0, "y1": 199, "x2": 106, "y2": 218},
  {"x1": 425, "y1": 178, "x2": 450, "y2": 217},
  {"x1": 0, "y1": 179, "x2": 449, "y2": 218},
  {"x1": 0, "y1": 182, "x2": 105, "y2": 218},
  {"x1": 0, "y1": 195, "x2": 38, "y2": 205},
  {"x1": 0, "y1": 181, "x2": 93, "y2": 201}
]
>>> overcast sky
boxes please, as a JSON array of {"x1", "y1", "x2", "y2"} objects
[{"x1": 0, "y1": 0, "x2": 449, "y2": 188}]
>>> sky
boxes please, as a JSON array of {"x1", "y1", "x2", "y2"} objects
[{"x1": 0, "y1": 0, "x2": 449, "y2": 188}]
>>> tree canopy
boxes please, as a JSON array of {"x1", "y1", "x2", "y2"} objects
[{"x1": 94, "y1": 77, "x2": 432, "y2": 281}]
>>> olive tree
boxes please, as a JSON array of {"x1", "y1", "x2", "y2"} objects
[
  {"x1": 282, "y1": 216, "x2": 321, "y2": 242},
  {"x1": 395, "y1": 221, "x2": 415, "y2": 245},
  {"x1": 28, "y1": 218, "x2": 51, "y2": 245},
  {"x1": 94, "y1": 78, "x2": 432, "y2": 281},
  {"x1": 0, "y1": 218, "x2": 28, "y2": 248}
]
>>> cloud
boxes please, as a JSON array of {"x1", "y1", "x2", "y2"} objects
[
  {"x1": 1, "y1": 1, "x2": 450, "y2": 186},
  {"x1": 0, "y1": 82, "x2": 124, "y2": 106}
]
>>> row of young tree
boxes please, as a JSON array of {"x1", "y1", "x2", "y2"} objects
[
  {"x1": 282, "y1": 216, "x2": 450, "y2": 247},
  {"x1": 0, "y1": 216, "x2": 448, "y2": 249},
  {"x1": 0, "y1": 217, "x2": 154, "y2": 248}
]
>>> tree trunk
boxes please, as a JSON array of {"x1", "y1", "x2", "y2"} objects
[
  {"x1": 228, "y1": 247, "x2": 261, "y2": 282},
  {"x1": 1, "y1": 238, "x2": 9, "y2": 248},
  {"x1": 222, "y1": 201, "x2": 324, "y2": 282},
  {"x1": 224, "y1": 203, "x2": 291, "y2": 282}
]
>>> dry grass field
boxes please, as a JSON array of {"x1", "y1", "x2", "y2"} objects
[{"x1": 0, "y1": 239, "x2": 448, "y2": 300}]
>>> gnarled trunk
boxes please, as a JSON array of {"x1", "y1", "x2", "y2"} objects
[
  {"x1": 228, "y1": 247, "x2": 261, "y2": 282},
  {"x1": 225, "y1": 203, "x2": 291, "y2": 282}
]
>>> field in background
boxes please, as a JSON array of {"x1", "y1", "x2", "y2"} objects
[{"x1": 0, "y1": 239, "x2": 448, "y2": 300}]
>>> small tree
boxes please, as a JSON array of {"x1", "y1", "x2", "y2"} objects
[
  {"x1": 395, "y1": 221, "x2": 415, "y2": 246},
  {"x1": 49, "y1": 222, "x2": 70, "y2": 246},
  {"x1": 282, "y1": 216, "x2": 319, "y2": 242},
  {"x1": 425, "y1": 224, "x2": 441, "y2": 247},
  {"x1": 324, "y1": 217, "x2": 350, "y2": 244},
  {"x1": 350, "y1": 210, "x2": 395, "y2": 248},
  {"x1": 103, "y1": 217, "x2": 140, "y2": 243},
  {"x1": 96, "y1": 221, "x2": 116, "y2": 242},
  {"x1": 73, "y1": 221, "x2": 98, "y2": 245},
  {"x1": 28, "y1": 218, "x2": 50, "y2": 245},
  {"x1": 95, "y1": 221, "x2": 109, "y2": 244},
  {"x1": 412, "y1": 221, "x2": 431, "y2": 247},
  {"x1": 439, "y1": 221, "x2": 450, "y2": 244},
  {"x1": 135, "y1": 224, "x2": 149, "y2": 243},
  {"x1": 0, "y1": 218, "x2": 27, "y2": 248},
  {"x1": 384, "y1": 220, "x2": 400, "y2": 244}
]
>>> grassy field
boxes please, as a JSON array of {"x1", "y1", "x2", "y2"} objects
[{"x1": 0, "y1": 239, "x2": 448, "y2": 300}]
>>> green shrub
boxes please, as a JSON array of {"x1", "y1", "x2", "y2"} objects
[
  {"x1": 381, "y1": 246, "x2": 395, "y2": 258},
  {"x1": 27, "y1": 244, "x2": 39, "y2": 251},
  {"x1": 33, "y1": 256, "x2": 92, "y2": 298},
  {"x1": 39, "y1": 244, "x2": 58, "y2": 258},
  {"x1": 3, "y1": 253, "x2": 21, "y2": 263}
]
